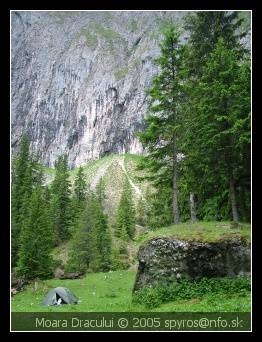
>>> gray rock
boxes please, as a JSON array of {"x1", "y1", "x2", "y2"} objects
[
  {"x1": 11, "y1": 11, "x2": 250, "y2": 168},
  {"x1": 133, "y1": 236, "x2": 250, "y2": 291},
  {"x1": 11, "y1": 11, "x2": 185, "y2": 168}
]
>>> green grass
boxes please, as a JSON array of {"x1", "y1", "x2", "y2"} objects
[
  {"x1": 43, "y1": 153, "x2": 143, "y2": 186},
  {"x1": 124, "y1": 154, "x2": 149, "y2": 196},
  {"x1": 150, "y1": 293, "x2": 251, "y2": 312},
  {"x1": 124, "y1": 153, "x2": 143, "y2": 163},
  {"x1": 68, "y1": 154, "x2": 116, "y2": 181},
  {"x1": 12, "y1": 271, "x2": 135, "y2": 312},
  {"x1": 135, "y1": 221, "x2": 251, "y2": 245},
  {"x1": 11, "y1": 270, "x2": 251, "y2": 312}
]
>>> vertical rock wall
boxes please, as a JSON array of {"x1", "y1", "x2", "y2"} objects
[{"x1": 11, "y1": 11, "x2": 185, "y2": 167}]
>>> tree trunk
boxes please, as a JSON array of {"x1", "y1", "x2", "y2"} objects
[
  {"x1": 230, "y1": 178, "x2": 239, "y2": 222},
  {"x1": 190, "y1": 193, "x2": 197, "y2": 223},
  {"x1": 173, "y1": 137, "x2": 180, "y2": 224}
]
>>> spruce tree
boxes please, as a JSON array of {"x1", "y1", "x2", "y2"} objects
[
  {"x1": 137, "y1": 26, "x2": 188, "y2": 224},
  {"x1": 91, "y1": 195, "x2": 112, "y2": 272},
  {"x1": 66, "y1": 194, "x2": 94, "y2": 273},
  {"x1": 70, "y1": 166, "x2": 87, "y2": 232},
  {"x1": 115, "y1": 202, "x2": 129, "y2": 241},
  {"x1": 67, "y1": 192, "x2": 112, "y2": 273},
  {"x1": 11, "y1": 134, "x2": 33, "y2": 266},
  {"x1": 115, "y1": 177, "x2": 135, "y2": 239},
  {"x1": 95, "y1": 177, "x2": 106, "y2": 209},
  {"x1": 51, "y1": 154, "x2": 71, "y2": 241},
  {"x1": 17, "y1": 186, "x2": 54, "y2": 280},
  {"x1": 74, "y1": 166, "x2": 87, "y2": 203},
  {"x1": 184, "y1": 11, "x2": 248, "y2": 75},
  {"x1": 144, "y1": 186, "x2": 173, "y2": 229},
  {"x1": 12, "y1": 134, "x2": 49, "y2": 267},
  {"x1": 136, "y1": 196, "x2": 149, "y2": 227},
  {"x1": 178, "y1": 12, "x2": 250, "y2": 222},
  {"x1": 11, "y1": 134, "x2": 40, "y2": 266},
  {"x1": 183, "y1": 39, "x2": 250, "y2": 222}
]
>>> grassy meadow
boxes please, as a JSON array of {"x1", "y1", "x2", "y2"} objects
[
  {"x1": 12, "y1": 221, "x2": 251, "y2": 313},
  {"x1": 11, "y1": 270, "x2": 250, "y2": 313}
]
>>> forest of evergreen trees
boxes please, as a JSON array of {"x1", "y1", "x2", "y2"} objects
[
  {"x1": 11, "y1": 135, "x2": 136, "y2": 279},
  {"x1": 137, "y1": 11, "x2": 250, "y2": 227},
  {"x1": 11, "y1": 12, "x2": 251, "y2": 281}
]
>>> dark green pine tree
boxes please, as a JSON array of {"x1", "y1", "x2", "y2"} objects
[
  {"x1": 66, "y1": 192, "x2": 112, "y2": 273},
  {"x1": 115, "y1": 177, "x2": 136, "y2": 240},
  {"x1": 145, "y1": 186, "x2": 174, "y2": 229},
  {"x1": 51, "y1": 154, "x2": 71, "y2": 241},
  {"x1": 91, "y1": 194, "x2": 112, "y2": 272},
  {"x1": 95, "y1": 177, "x2": 106, "y2": 209},
  {"x1": 17, "y1": 185, "x2": 54, "y2": 280},
  {"x1": 177, "y1": 11, "x2": 250, "y2": 222},
  {"x1": 115, "y1": 201, "x2": 129, "y2": 241},
  {"x1": 70, "y1": 166, "x2": 87, "y2": 232},
  {"x1": 42, "y1": 186, "x2": 55, "y2": 247},
  {"x1": 184, "y1": 11, "x2": 248, "y2": 75},
  {"x1": 74, "y1": 166, "x2": 87, "y2": 203},
  {"x1": 11, "y1": 134, "x2": 33, "y2": 266},
  {"x1": 137, "y1": 25, "x2": 188, "y2": 224},
  {"x1": 66, "y1": 193, "x2": 94, "y2": 273},
  {"x1": 183, "y1": 38, "x2": 250, "y2": 222},
  {"x1": 136, "y1": 195, "x2": 149, "y2": 227}
]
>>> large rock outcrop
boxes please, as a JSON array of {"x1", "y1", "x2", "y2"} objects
[
  {"x1": 134, "y1": 236, "x2": 250, "y2": 291},
  {"x1": 11, "y1": 11, "x2": 185, "y2": 168},
  {"x1": 11, "y1": 11, "x2": 250, "y2": 168}
]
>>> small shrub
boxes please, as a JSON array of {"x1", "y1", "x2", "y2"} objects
[
  {"x1": 132, "y1": 287, "x2": 161, "y2": 309},
  {"x1": 110, "y1": 247, "x2": 129, "y2": 270},
  {"x1": 133, "y1": 276, "x2": 251, "y2": 308}
]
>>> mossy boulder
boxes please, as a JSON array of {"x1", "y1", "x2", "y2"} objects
[{"x1": 133, "y1": 236, "x2": 250, "y2": 291}]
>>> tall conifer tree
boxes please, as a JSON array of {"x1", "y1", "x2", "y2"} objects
[
  {"x1": 17, "y1": 186, "x2": 54, "y2": 279},
  {"x1": 137, "y1": 26, "x2": 188, "y2": 224},
  {"x1": 182, "y1": 39, "x2": 250, "y2": 222},
  {"x1": 11, "y1": 134, "x2": 33, "y2": 266},
  {"x1": 115, "y1": 177, "x2": 136, "y2": 239},
  {"x1": 51, "y1": 155, "x2": 71, "y2": 241},
  {"x1": 70, "y1": 166, "x2": 87, "y2": 232}
]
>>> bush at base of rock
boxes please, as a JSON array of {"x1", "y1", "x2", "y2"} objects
[{"x1": 132, "y1": 276, "x2": 251, "y2": 309}]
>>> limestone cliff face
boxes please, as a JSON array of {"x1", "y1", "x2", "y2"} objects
[{"x1": 11, "y1": 11, "x2": 185, "y2": 167}]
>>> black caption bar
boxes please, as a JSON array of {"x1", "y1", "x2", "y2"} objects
[{"x1": 11, "y1": 312, "x2": 251, "y2": 331}]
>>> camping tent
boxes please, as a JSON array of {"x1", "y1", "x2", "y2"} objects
[{"x1": 42, "y1": 287, "x2": 78, "y2": 306}]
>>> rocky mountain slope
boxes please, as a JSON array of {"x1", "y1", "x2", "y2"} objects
[
  {"x1": 44, "y1": 153, "x2": 148, "y2": 222},
  {"x1": 11, "y1": 11, "x2": 185, "y2": 168},
  {"x1": 11, "y1": 11, "x2": 250, "y2": 168}
]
